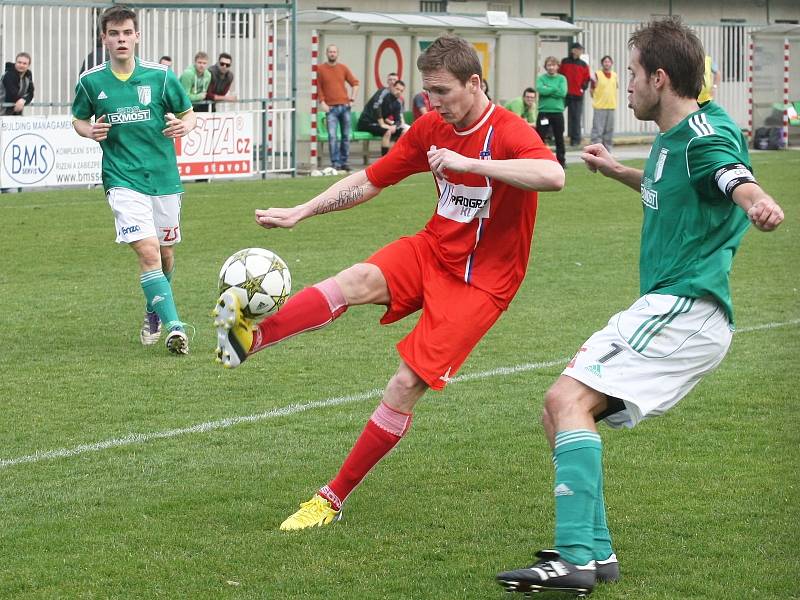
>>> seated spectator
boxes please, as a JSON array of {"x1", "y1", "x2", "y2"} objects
[
  {"x1": 358, "y1": 79, "x2": 407, "y2": 156},
  {"x1": 504, "y1": 87, "x2": 538, "y2": 128},
  {"x1": 159, "y1": 56, "x2": 173, "y2": 68},
  {"x1": 179, "y1": 51, "x2": 211, "y2": 112},
  {"x1": 412, "y1": 90, "x2": 431, "y2": 121},
  {"x1": 1, "y1": 52, "x2": 34, "y2": 116},
  {"x1": 207, "y1": 52, "x2": 236, "y2": 111}
]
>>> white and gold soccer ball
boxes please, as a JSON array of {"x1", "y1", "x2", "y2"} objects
[{"x1": 218, "y1": 248, "x2": 292, "y2": 319}]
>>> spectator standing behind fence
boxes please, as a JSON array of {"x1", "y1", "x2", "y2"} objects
[
  {"x1": 80, "y1": 39, "x2": 105, "y2": 74},
  {"x1": 358, "y1": 79, "x2": 407, "y2": 157},
  {"x1": 206, "y1": 52, "x2": 236, "y2": 111},
  {"x1": 0, "y1": 51, "x2": 33, "y2": 192},
  {"x1": 317, "y1": 44, "x2": 360, "y2": 172},
  {"x1": 504, "y1": 87, "x2": 538, "y2": 129},
  {"x1": 1, "y1": 52, "x2": 34, "y2": 116},
  {"x1": 179, "y1": 52, "x2": 212, "y2": 112},
  {"x1": 697, "y1": 55, "x2": 721, "y2": 103},
  {"x1": 536, "y1": 57, "x2": 567, "y2": 168},
  {"x1": 590, "y1": 55, "x2": 618, "y2": 150},
  {"x1": 560, "y1": 42, "x2": 591, "y2": 147}
]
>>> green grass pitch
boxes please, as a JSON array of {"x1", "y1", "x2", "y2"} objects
[{"x1": 0, "y1": 151, "x2": 797, "y2": 599}]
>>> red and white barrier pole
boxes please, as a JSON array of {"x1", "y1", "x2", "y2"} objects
[
  {"x1": 310, "y1": 29, "x2": 319, "y2": 169},
  {"x1": 782, "y1": 38, "x2": 790, "y2": 147},
  {"x1": 266, "y1": 12, "x2": 275, "y2": 166},
  {"x1": 747, "y1": 41, "x2": 754, "y2": 141}
]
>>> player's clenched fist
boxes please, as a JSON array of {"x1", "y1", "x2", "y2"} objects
[{"x1": 747, "y1": 197, "x2": 784, "y2": 232}]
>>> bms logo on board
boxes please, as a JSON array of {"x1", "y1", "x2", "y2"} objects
[{"x1": 2, "y1": 133, "x2": 55, "y2": 184}]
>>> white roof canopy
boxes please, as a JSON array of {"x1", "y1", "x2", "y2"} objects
[{"x1": 297, "y1": 10, "x2": 581, "y2": 35}]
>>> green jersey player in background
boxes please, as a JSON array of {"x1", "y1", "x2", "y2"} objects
[
  {"x1": 72, "y1": 6, "x2": 196, "y2": 355},
  {"x1": 497, "y1": 17, "x2": 784, "y2": 596}
]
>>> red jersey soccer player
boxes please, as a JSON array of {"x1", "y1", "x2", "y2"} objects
[{"x1": 213, "y1": 35, "x2": 565, "y2": 530}]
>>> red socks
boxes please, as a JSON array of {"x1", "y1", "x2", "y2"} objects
[
  {"x1": 320, "y1": 402, "x2": 413, "y2": 510},
  {"x1": 250, "y1": 277, "x2": 348, "y2": 353}
]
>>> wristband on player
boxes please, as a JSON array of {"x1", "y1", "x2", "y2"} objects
[{"x1": 714, "y1": 163, "x2": 758, "y2": 199}]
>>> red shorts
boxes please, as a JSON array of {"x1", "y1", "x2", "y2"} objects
[{"x1": 366, "y1": 233, "x2": 503, "y2": 391}]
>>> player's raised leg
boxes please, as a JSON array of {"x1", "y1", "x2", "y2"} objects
[{"x1": 214, "y1": 263, "x2": 386, "y2": 368}]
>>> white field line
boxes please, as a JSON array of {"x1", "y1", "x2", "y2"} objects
[{"x1": 1, "y1": 318, "x2": 797, "y2": 471}]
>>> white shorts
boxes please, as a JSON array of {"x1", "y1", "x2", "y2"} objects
[
  {"x1": 563, "y1": 293, "x2": 733, "y2": 429},
  {"x1": 107, "y1": 187, "x2": 182, "y2": 245}
]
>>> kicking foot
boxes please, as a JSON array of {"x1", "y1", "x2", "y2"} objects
[{"x1": 213, "y1": 290, "x2": 253, "y2": 368}]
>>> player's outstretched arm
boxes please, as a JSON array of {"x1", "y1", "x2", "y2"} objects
[
  {"x1": 255, "y1": 170, "x2": 383, "y2": 229},
  {"x1": 732, "y1": 183, "x2": 784, "y2": 232},
  {"x1": 581, "y1": 143, "x2": 642, "y2": 191},
  {"x1": 426, "y1": 145, "x2": 565, "y2": 192}
]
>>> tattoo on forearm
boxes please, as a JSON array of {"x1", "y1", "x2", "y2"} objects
[{"x1": 314, "y1": 185, "x2": 364, "y2": 215}]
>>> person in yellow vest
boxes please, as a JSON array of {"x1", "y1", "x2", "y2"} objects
[
  {"x1": 697, "y1": 55, "x2": 721, "y2": 103},
  {"x1": 589, "y1": 55, "x2": 618, "y2": 150}
]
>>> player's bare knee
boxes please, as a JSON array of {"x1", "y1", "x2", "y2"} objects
[
  {"x1": 334, "y1": 263, "x2": 388, "y2": 304},
  {"x1": 543, "y1": 380, "x2": 581, "y2": 421},
  {"x1": 133, "y1": 243, "x2": 162, "y2": 271},
  {"x1": 385, "y1": 368, "x2": 428, "y2": 409}
]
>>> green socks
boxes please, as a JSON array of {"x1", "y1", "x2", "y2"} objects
[
  {"x1": 140, "y1": 269, "x2": 181, "y2": 330},
  {"x1": 553, "y1": 429, "x2": 603, "y2": 566},
  {"x1": 145, "y1": 267, "x2": 173, "y2": 313}
]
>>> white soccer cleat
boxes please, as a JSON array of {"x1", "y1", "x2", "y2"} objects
[{"x1": 139, "y1": 311, "x2": 161, "y2": 346}]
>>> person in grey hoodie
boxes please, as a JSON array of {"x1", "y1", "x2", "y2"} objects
[{"x1": 1, "y1": 52, "x2": 34, "y2": 116}]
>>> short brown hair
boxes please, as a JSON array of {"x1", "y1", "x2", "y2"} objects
[
  {"x1": 99, "y1": 6, "x2": 138, "y2": 34},
  {"x1": 15, "y1": 52, "x2": 31, "y2": 63},
  {"x1": 544, "y1": 56, "x2": 560, "y2": 68},
  {"x1": 628, "y1": 17, "x2": 705, "y2": 99},
  {"x1": 417, "y1": 34, "x2": 481, "y2": 84}
]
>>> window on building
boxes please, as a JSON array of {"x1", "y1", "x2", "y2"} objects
[
  {"x1": 721, "y1": 20, "x2": 746, "y2": 83},
  {"x1": 420, "y1": 0, "x2": 447, "y2": 12},
  {"x1": 217, "y1": 11, "x2": 252, "y2": 39},
  {"x1": 540, "y1": 12, "x2": 569, "y2": 22}
]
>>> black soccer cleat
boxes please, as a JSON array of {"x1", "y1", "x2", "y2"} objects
[
  {"x1": 595, "y1": 553, "x2": 620, "y2": 583},
  {"x1": 496, "y1": 549, "x2": 596, "y2": 597}
]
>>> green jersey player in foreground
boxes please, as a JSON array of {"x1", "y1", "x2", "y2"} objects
[
  {"x1": 497, "y1": 17, "x2": 784, "y2": 596},
  {"x1": 72, "y1": 6, "x2": 196, "y2": 354}
]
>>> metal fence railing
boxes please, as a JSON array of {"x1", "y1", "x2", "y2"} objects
[
  {"x1": 574, "y1": 19, "x2": 757, "y2": 137},
  {"x1": 0, "y1": 2, "x2": 296, "y2": 179}
]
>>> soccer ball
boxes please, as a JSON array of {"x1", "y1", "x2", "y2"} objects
[{"x1": 218, "y1": 248, "x2": 292, "y2": 319}]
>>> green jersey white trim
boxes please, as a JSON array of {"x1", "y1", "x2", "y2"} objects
[
  {"x1": 639, "y1": 101, "x2": 750, "y2": 325},
  {"x1": 72, "y1": 58, "x2": 192, "y2": 195}
]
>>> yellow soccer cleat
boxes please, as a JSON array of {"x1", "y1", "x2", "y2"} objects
[
  {"x1": 213, "y1": 290, "x2": 254, "y2": 368},
  {"x1": 279, "y1": 494, "x2": 342, "y2": 531}
]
